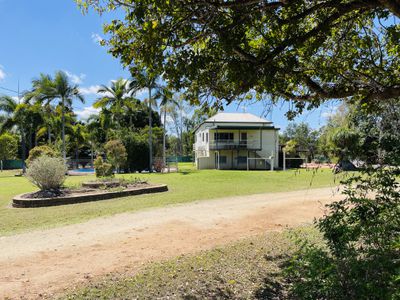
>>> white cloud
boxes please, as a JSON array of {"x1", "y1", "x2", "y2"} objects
[
  {"x1": 64, "y1": 70, "x2": 86, "y2": 84},
  {"x1": 321, "y1": 112, "x2": 334, "y2": 118},
  {"x1": 91, "y1": 33, "x2": 104, "y2": 44},
  {"x1": 134, "y1": 88, "x2": 147, "y2": 99},
  {"x1": 321, "y1": 105, "x2": 338, "y2": 119},
  {"x1": 75, "y1": 106, "x2": 100, "y2": 120},
  {"x1": 0, "y1": 66, "x2": 5, "y2": 81},
  {"x1": 79, "y1": 85, "x2": 101, "y2": 96},
  {"x1": 79, "y1": 84, "x2": 115, "y2": 98}
]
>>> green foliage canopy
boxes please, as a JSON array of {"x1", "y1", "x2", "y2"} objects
[
  {"x1": 287, "y1": 168, "x2": 400, "y2": 299},
  {"x1": 282, "y1": 122, "x2": 319, "y2": 159},
  {"x1": 104, "y1": 139, "x2": 127, "y2": 172},
  {"x1": 284, "y1": 139, "x2": 297, "y2": 156},
  {"x1": 0, "y1": 133, "x2": 18, "y2": 161},
  {"x1": 26, "y1": 145, "x2": 58, "y2": 166},
  {"x1": 94, "y1": 156, "x2": 114, "y2": 177},
  {"x1": 77, "y1": 0, "x2": 400, "y2": 116},
  {"x1": 24, "y1": 71, "x2": 85, "y2": 160}
]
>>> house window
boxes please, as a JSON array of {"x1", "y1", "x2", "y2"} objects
[
  {"x1": 202, "y1": 132, "x2": 204, "y2": 142},
  {"x1": 219, "y1": 156, "x2": 227, "y2": 164},
  {"x1": 206, "y1": 132, "x2": 208, "y2": 142},
  {"x1": 237, "y1": 156, "x2": 247, "y2": 164},
  {"x1": 214, "y1": 132, "x2": 234, "y2": 141}
]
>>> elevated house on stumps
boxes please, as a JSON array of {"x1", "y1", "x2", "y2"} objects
[{"x1": 193, "y1": 113, "x2": 280, "y2": 170}]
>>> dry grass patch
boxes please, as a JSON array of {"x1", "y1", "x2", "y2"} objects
[{"x1": 61, "y1": 227, "x2": 322, "y2": 300}]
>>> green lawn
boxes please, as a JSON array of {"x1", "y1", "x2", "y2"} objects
[{"x1": 0, "y1": 165, "x2": 338, "y2": 236}]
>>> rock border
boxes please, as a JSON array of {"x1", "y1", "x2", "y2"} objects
[{"x1": 12, "y1": 184, "x2": 168, "y2": 208}]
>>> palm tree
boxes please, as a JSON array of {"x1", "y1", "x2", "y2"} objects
[
  {"x1": 130, "y1": 71, "x2": 161, "y2": 172},
  {"x1": 36, "y1": 103, "x2": 55, "y2": 143},
  {"x1": 93, "y1": 78, "x2": 136, "y2": 128},
  {"x1": 155, "y1": 88, "x2": 176, "y2": 166},
  {"x1": 69, "y1": 123, "x2": 87, "y2": 168},
  {"x1": 86, "y1": 115, "x2": 104, "y2": 167},
  {"x1": 0, "y1": 94, "x2": 16, "y2": 115},
  {"x1": 0, "y1": 96, "x2": 35, "y2": 173},
  {"x1": 25, "y1": 71, "x2": 84, "y2": 160}
]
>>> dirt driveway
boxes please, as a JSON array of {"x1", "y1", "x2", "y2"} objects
[{"x1": 0, "y1": 187, "x2": 342, "y2": 299}]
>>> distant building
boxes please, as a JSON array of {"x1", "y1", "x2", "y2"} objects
[{"x1": 193, "y1": 113, "x2": 279, "y2": 170}]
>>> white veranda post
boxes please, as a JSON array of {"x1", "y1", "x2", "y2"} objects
[
  {"x1": 269, "y1": 151, "x2": 274, "y2": 171},
  {"x1": 283, "y1": 150, "x2": 286, "y2": 171}
]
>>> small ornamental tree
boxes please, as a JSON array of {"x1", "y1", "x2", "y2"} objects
[
  {"x1": 26, "y1": 155, "x2": 67, "y2": 190},
  {"x1": 0, "y1": 133, "x2": 18, "y2": 171},
  {"x1": 93, "y1": 156, "x2": 113, "y2": 178},
  {"x1": 26, "y1": 145, "x2": 57, "y2": 166},
  {"x1": 104, "y1": 139, "x2": 127, "y2": 173}
]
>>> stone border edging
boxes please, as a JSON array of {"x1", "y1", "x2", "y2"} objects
[{"x1": 12, "y1": 184, "x2": 168, "y2": 208}]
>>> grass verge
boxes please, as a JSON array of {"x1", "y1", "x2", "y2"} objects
[{"x1": 61, "y1": 227, "x2": 322, "y2": 299}]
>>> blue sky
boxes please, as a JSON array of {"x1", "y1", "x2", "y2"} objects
[{"x1": 0, "y1": 0, "x2": 339, "y2": 131}]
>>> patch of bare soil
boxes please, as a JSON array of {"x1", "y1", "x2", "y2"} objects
[
  {"x1": 22, "y1": 182, "x2": 150, "y2": 199},
  {"x1": 0, "y1": 187, "x2": 342, "y2": 299},
  {"x1": 23, "y1": 188, "x2": 89, "y2": 199}
]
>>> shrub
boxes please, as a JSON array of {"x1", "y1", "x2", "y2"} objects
[
  {"x1": 0, "y1": 133, "x2": 18, "y2": 161},
  {"x1": 26, "y1": 155, "x2": 67, "y2": 190},
  {"x1": 94, "y1": 156, "x2": 114, "y2": 178},
  {"x1": 153, "y1": 158, "x2": 164, "y2": 172},
  {"x1": 286, "y1": 168, "x2": 400, "y2": 299},
  {"x1": 104, "y1": 139, "x2": 127, "y2": 173},
  {"x1": 123, "y1": 133, "x2": 150, "y2": 172},
  {"x1": 27, "y1": 145, "x2": 57, "y2": 166}
]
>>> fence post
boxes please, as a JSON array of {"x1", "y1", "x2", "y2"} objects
[{"x1": 283, "y1": 150, "x2": 286, "y2": 171}]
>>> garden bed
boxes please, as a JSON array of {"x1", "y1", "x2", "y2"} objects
[{"x1": 12, "y1": 183, "x2": 168, "y2": 208}]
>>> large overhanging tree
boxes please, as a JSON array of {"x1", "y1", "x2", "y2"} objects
[{"x1": 76, "y1": 0, "x2": 400, "y2": 116}]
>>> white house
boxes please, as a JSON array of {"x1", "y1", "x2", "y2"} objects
[{"x1": 193, "y1": 113, "x2": 280, "y2": 170}]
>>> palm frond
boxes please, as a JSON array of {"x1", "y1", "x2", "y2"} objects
[{"x1": 0, "y1": 95, "x2": 17, "y2": 114}]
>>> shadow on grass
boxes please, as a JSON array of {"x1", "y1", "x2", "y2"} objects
[
  {"x1": 179, "y1": 171, "x2": 192, "y2": 175},
  {"x1": 178, "y1": 169, "x2": 197, "y2": 175},
  {"x1": 254, "y1": 254, "x2": 292, "y2": 300}
]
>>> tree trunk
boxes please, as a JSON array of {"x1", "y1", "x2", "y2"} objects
[
  {"x1": 28, "y1": 130, "x2": 33, "y2": 150},
  {"x1": 21, "y1": 131, "x2": 26, "y2": 173},
  {"x1": 179, "y1": 105, "x2": 183, "y2": 155},
  {"x1": 61, "y1": 97, "x2": 66, "y2": 161},
  {"x1": 90, "y1": 143, "x2": 94, "y2": 168},
  {"x1": 75, "y1": 145, "x2": 79, "y2": 169},
  {"x1": 163, "y1": 109, "x2": 167, "y2": 169},
  {"x1": 148, "y1": 87, "x2": 153, "y2": 173}
]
